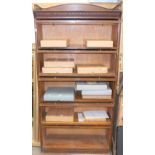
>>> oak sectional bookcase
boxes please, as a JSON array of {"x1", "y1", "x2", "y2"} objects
[{"x1": 33, "y1": 3, "x2": 121, "y2": 153}]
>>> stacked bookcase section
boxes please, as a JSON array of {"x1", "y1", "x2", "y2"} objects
[{"x1": 33, "y1": 3, "x2": 121, "y2": 153}]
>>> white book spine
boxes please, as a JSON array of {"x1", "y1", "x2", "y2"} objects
[
  {"x1": 82, "y1": 89, "x2": 112, "y2": 95},
  {"x1": 77, "y1": 85, "x2": 108, "y2": 90},
  {"x1": 42, "y1": 67, "x2": 73, "y2": 73},
  {"x1": 44, "y1": 61, "x2": 75, "y2": 68}
]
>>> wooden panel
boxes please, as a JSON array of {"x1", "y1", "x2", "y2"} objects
[
  {"x1": 117, "y1": 94, "x2": 123, "y2": 126},
  {"x1": 41, "y1": 126, "x2": 110, "y2": 153},
  {"x1": 32, "y1": 43, "x2": 39, "y2": 143},
  {"x1": 42, "y1": 120, "x2": 112, "y2": 126},
  {"x1": 74, "y1": 106, "x2": 108, "y2": 112},
  {"x1": 44, "y1": 82, "x2": 75, "y2": 91},
  {"x1": 46, "y1": 128, "x2": 106, "y2": 136},
  {"x1": 41, "y1": 103, "x2": 115, "y2": 108},
  {"x1": 33, "y1": 3, "x2": 121, "y2": 20},
  {"x1": 38, "y1": 49, "x2": 117, "y2": 54},
  {"x1": 39, "y1": 77, "x2": 116, "y2": 82},
  {"x1": 42, "y1": 137, "x2": 109, "y2": 153},
  {"x1": 39, "y1": 73, "x2": 116, "y2": 78},
  {"x1": 44, "y1": 53, "x2": 112, "y2": 66}
]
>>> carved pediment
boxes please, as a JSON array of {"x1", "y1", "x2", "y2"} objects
[{"x1": 33, "y1": 3, "x2": 122, "y2": 20}]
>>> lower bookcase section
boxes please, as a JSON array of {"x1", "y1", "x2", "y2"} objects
[{"x1": 41, "y1": 126, "x2": 111, "y2": 153}]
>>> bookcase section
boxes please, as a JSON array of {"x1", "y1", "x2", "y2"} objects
[
  {"x1": 38, "y1": 53, "x2": 116, "y2": 76},
  {"x1": 33, "y1": 3, "x2": 121, "y2": 153},
  {"x1": 37, "y1": 22, "x2": 119, "y2": 49},
  {"x1": 41, "y1": 126, "x2": 111, "y2": 153}
]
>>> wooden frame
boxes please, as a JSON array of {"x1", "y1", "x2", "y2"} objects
[
  {"x1": 32, "y1": 43, "x2": 40, "y2": 146},
  {"x1": 33, "y1": 3, "x2": 122, "y2": 153}
]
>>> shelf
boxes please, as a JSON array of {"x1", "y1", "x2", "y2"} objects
[
  {"x1": 35, "y1": 19, "x2": 120, "y2": 25},
  {"x1": 38, "y1": 50, "x2": 117, "y2": 54},
  {"x1": 42, "y1": 134, "x2": 109, "y2": 153},
  {"x1": 41, "y1": 99, "x2": 113, "y2": 104},
  {"x1": 38, "y1": 46, "x2": 118, "y2": 51},
  {"x1": 40, "y1": 103, "x2": 114, "y2": 108},
  {"x1": 39, "y1": 72, "x2": 116, "y2": 78},
  {"x1": 42, "y1": 120, "x2": 112, "y2": 126},
  {"x1": 39, "y1": 77, "x2": 116, "y2": 82}
]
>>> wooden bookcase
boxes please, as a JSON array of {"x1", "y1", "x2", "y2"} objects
[{"x1": 33, "y1": 3, "x2": 121, "y2": 153}]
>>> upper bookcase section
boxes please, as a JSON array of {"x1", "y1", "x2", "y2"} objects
[{"x1": 33, "y1": 3, "x2": 122, "y2": 20}]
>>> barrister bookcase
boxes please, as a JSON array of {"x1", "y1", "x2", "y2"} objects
[{"x1": 33, "y1": 3, "x2": 121, "y2": 153}]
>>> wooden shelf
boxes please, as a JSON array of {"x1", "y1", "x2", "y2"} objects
[
  {"x1": 42, "y1": 120, "x2": 112, "y2": 126},
  {"x1": 40, "y1": 103, "x2": 114, "y2": 108},
  {"x1": 39, "y1": 77, "x2": 116, "y2": 82},
  {"x1": 38, "y1": 46, "x2": 117, "y2": 51},
  {"x1": 42, "y1": 135, "x2": 109, "y2": 153},
  {"x1": 39, "y1": 72, "x2": 116, "y2": 78},
  {"x1": 41, "y1": 99, "x2": 113, "y2": 104},
  {"x1": 38, "y1": 49, "x2": 117, "y2": 54}
]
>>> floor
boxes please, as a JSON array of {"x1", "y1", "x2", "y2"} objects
[{"x1": 32, "y1": 147, "x2": 111, "y2": 155}]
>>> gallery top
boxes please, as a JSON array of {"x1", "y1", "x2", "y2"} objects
[{"x1": 33, "y1": 3, "x2": 122, "y2": 20}]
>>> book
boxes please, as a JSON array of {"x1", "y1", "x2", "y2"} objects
[
  {"x1": 42, "y1": 67, "x2": 73, "y2": 73},
  {"x1": 77, "y1": 65, "x2": 108, "y2": 74},
  {"x1": 82, "y1": 88, "x2": 112, "y2": 95},
  {"x1": 40, "y1": 39, "x2": 68, "y2": 48},
  {"x1": 46, "y1": 109, "x2": 73, "y2": 122},
  {"x1": 44, "y1": 58, "x2": 75, "y2": 68},
  {"x1": 46, "y1": 115, "x2": 73, "y2": 122},
  {"x1": 76, "y1": 82, "x2": 108, "y2": 91},
  {"x1": 43, "y1": 87, "x2": 75, "y2": 101},
  {"x1": 82, "y1": 95, "x2": 111, "y2": 99},
  {"x1": 83, "y1": 110, "x2": 109, "y2": 121},
  {"x1": 86, "y1": 40, "x2": 113, "y2": 48},
  {"x1": 77, "y1": 113, "x2": 85, "y2": 122}
]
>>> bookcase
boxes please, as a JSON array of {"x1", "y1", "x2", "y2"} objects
[{"x1": 33, "y1": 3, "x2": 121, "y2": 153}]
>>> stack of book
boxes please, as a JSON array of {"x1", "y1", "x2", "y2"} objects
[
  {"x1": 42, "y1": 58, "x2": 75, "y2": 73},
  {"x1": 78, "y1": 110, "x2": 109, "y2": 122},
  {"x1": 85, "y1": 39, "x2": 113, "y2": 48},
  {"x1": 77, "y1": 64, "x2": 108, "y2": 74},
  {"x1": 76, "y1": 82, "x2": 112, "y2": 99},
  {"x1": 43, "y1": 87, "x2": 75, "y2": 101},
  {"x1": 46, "y1": 109, "x2": 73, "y2": 122},
  {"x1": 40, "y1": 39, "x2": 68, "y2": 48}
]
